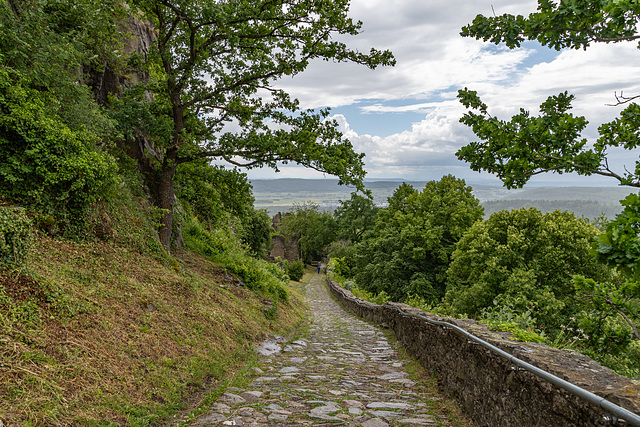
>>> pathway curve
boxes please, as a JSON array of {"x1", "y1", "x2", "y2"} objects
[{"x1": 190, "y1": 272, "x2": 471, "y2": 426}]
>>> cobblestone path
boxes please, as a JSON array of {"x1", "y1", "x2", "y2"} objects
[{"x1": 190, "y1": 272, "x2": 471, "y2": 426}]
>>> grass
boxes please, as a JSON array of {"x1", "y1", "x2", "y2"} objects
[{"x1": 0, "y1": 236, "x2": 306, "y2": 425}]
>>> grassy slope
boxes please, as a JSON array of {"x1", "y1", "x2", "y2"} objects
[{"x1": 0, "y1": 236, "x2": 306, "y2": 425}]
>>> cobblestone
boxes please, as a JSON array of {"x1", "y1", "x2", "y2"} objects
[{"x1": 189, "y1": 271, "x2": 471, "y2": 426}]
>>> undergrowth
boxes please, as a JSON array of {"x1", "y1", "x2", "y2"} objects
[
  {"x1": 183, "y1": 218, "x2": 288, "y2": 302},
  {"x1": 0, "y1": 193, "x2": 305, "y2": 425}
]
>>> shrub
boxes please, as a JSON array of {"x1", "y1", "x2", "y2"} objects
[
  {"x1": 184, "y1": 218, "x2": 288, "y2": 301},
  {"x1": 286, "y1": 260, "x2": 304, "y2": 282},
  {"x1": 0, "y1": 207, "x2": 34, "y2": 267}
]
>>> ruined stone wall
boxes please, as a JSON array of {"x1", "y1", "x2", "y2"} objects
[
  {"x1": 268, "y1": 235, "x2": 298, "y2": 262},
  {"x1": 327, "y1": 280, "x2": 640, "y2": 427}
]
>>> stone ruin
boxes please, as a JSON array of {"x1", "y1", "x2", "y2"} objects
[{"x1": 268, "y1": 212, "x2": 299, "y2": 263}]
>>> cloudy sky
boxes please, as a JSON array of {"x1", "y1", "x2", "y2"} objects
[{"x1": 244, "y1": 0, "x2": 640, "y2": 186}]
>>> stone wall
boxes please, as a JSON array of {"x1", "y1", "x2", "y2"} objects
[
  {"x1": 327, "y1": 280, "x2": 640, "y2": 427},
  {"x1": 268, "y1": 235, "x2": 298, "y2": 263}
]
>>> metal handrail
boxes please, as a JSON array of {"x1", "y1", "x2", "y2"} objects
[{"x1": 328, "y1": 280, "x2": 640, "y2": 426}]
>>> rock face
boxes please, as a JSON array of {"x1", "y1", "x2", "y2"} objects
[
  {"x1": 328, "y1": 280, "x2": 640, "y2": 427},
  {"x1": 87, "y1": 15, "x2": 156, "y2": 105}
]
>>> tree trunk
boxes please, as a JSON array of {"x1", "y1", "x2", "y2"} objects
[{"x1": 157, "y1": 162, "x2": 176, "y2": 250}]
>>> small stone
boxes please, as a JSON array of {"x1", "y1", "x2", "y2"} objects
[
  {"x1": 292, "y1": 339, "x2": 307, "y2": 347},
  {"x1": 254, "y1": 376, "x2": 277, "y2": 382},
  {"x1": 222, "y1": 419, "x2": 243, "y2": 426},
  {"x1": 280, "y1": 375, "x2": 297, "y2": 381},
  {"x1": 343, "y1": 399, "x2": 364, "y2": 408},
  {"x1": 329, "y1": 390, "x2": 343, "y2": 395},
  {"x1": 265, "y1": 403, "x2": 284, "y2": 411},
  {"x1": 268, "y1": 413, "x2": 289, "y2": 421},
  {"x1": 250, "y1": 367, "x2": 264, "y2": 374},
  {"x1": 219, "y1": 392, "x2": 246, "y2": 404},
  {"x1": 279, "y1": 366, "x2": 300, "y2": 374},
  {"x1": 210, "y1": 403, "x2": 231, "y2": 414},
  {"x1": 307, "y1": 375, "x2": 326, "y2": 380},
  {"x1": 362, "y1": 419, "x2": 389, "y2": 427},
  {"x1": 378, "y1": 372, "x2": 406, "y2": 380},
  {"x1": 288, "y1": 357, "x2": 307, "y2": 364},
  {"x1": 371, "y1": 410, "x2": 404, "y2": 418},
  {"x1": 367, "y1": 402, "x2": 414, "y2": 410},
  {"x1": 349, "y1": 407, "x2": 364, "y2": 415},
  {"x1": 309, "y1": 403, "x2": 341, "y2": 419},
  {"x1": 241, "y1": 391, "x2": 263, "y2": 402},
  {"x1": 397, "y1": 418, "x2": 437, "y2": 425},
  {"x1": 238, "y1": 408, "x2": 256, "y2": 416},
  {"x1": 196, "y1": 413, "x2": 226, "y2": 424}
]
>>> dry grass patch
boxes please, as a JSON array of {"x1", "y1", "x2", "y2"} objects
[{"x1": 0, "y1": 237, "x2": 305, "y2": 426}]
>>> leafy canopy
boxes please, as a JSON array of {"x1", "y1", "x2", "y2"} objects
[
  {"x1": 0, "y1": 1, "x2": 119, "y2": 233},
  {"x1": 281, "y1": 202, "x2": 336, "y2": 264},
  {"x1": 457, "y1": 1, "x2": 640, "y2": 189},
  {"x1": 124, "y1": 0, "x2": 394, "y2": 248},
  {"x1": 333, "y1": 193, "x2": 379, "y2": 244},
  {"x1": 354, "y1": 176, "x2": 484, "y2": 303},
  {"x1": 443, "y1": 208, "x2": 614, "y2": 328}
]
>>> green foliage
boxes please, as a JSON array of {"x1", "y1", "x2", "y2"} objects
[
  {"x1": 457, "y1": 1, "x2": 640, "y2": 377},
  {"x1": 458, "y1": 2, "x2": 640, "y2": 189},
  {"x1": 480, "y1": 300, "x2": 548, "y2": 344},
  {"x1": 238, "y1": 209, "x2": 273, "y2": 260},
  {"x1": 0, "y1": 2, "x2": 120, "y2": 235},
  {"x1": 330, "y1": 257, "x2": 351, "y2": 281},
  {"x1": 0, "y1": 208, "x2": 34, "y2": 267},
  {"x1": 183, "y1": 218, "x2": 288, "y2": 301},
  {"x1": 443, "y1": 208, "x2": 616, "y2": 334},
  {"x1": 457, "y1": 89, "x2": 599, "y2": 189},
  {"x1": 281, "y1": 202, "x2": 337, "y2": 263},
  {"x1": 354, "y1": 175, "x2": 484, "y2": 303},
  {"x1": 334, "y1": 193, "x2": 379, "y2": 243},
  {"x1": 482, "y1": 199, "x2": 622, "y2": 221},
  {"x1": 286, "y1": 260, "x2": 304, "y2": 282},
  {"x1": 125, "y1": 0, "x2": 394, "y2": 248},
  {"x1": 595, "y1": 193, "x2": 640, "y2": 280},
  {"x1": 461, "y1": 0, "x2": 640, "y2": 51},
  {"x1": 351, "y1": 287, "x2": 390, "y2": 305},
  {"x1": 573, "y1": 193, "x2": 640, "y2": 367}
]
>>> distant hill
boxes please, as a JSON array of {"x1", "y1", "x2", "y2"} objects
[{"x1": 250, "y1": 178, "x2": 637, "y2": 220}]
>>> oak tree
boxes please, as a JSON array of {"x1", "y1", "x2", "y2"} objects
[
  {"x1": 128, "y1": 0, "x2": 394, "y2": 248},
  {"x1": 457, "y1": 0, "x2": 640, "y2": 189}
]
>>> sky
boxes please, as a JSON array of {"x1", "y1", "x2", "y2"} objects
[{"x1": 241, "y1": 0, "x2": 640, "y2": 186}]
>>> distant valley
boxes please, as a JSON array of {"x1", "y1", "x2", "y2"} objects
[{"x1": 250, "y1": 178, "x2": 636, "y2": 220}]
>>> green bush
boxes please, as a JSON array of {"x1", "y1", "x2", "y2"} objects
[
  {"x1": 0, "y1": 207, "x2": 34, "y2": 267},
  {"x1": 286, "y1": 260, "x2": 304, "y2": 282},
  {"x1": 0, "y1": 72, "x2": 118, "y2": 235},
  {"x1": 184, "y1": 218, "x2": 288, "y2": 301}
]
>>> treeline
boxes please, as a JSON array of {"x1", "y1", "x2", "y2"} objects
[
  {"x1": 279, "y1": 176, "x2": 640, "y2": 378},
  {"x1": 482, "y1": 199, "x2": 622, "y2": 220}
]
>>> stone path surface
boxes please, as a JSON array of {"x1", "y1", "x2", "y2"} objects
[{"x1": 189, "y1": 272, "x2": 471, "y2": 426}]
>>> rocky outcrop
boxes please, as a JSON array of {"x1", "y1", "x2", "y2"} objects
[
  {"x1": 86, "y1": 15, "x2": 156, "y2": 105},
  {"x1": 328, "y1": 279, "x2": 640, "y2": 427}
]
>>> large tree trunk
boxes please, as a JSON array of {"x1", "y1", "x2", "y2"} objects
[{"x1": 157, "y1": 161, "x2": 176, "y2": 250}]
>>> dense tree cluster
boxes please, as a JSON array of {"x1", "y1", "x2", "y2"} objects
[{"x1": 0, "y1": 0, "x2": 393, "y2": 246}]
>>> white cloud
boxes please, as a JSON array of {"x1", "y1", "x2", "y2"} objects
[{"x1": 244, "y1": 0, "x2": 640, "y2": 184}]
